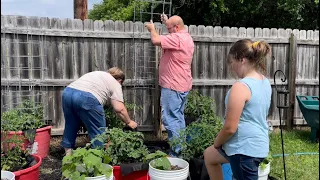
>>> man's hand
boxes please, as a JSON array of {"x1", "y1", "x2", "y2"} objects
[
  {"x1": 127, "y1": 120, "x2": 138, "y2": 129},
  {"x1": 160, "y1": 13, "x2": 168, "y2": 24},
  {"x1": 145, "y1": 20, "x2": 155, "y2": 32}
]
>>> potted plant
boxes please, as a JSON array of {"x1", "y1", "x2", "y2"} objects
[
  {"x1": 95, "y1": 127, "x2": 167, "y2": 180},
  {"x1": 61, "y1": 146, "x2": 113, "y2": 180},
  {"x1": 1, "y1": 137, "x2": 42, "y2": 180},
  {"x1": 170, "y1": 91, "x2": 223, "y2": 180},
  {"x1": 102, "y1": 127, "x2": 150, "y2": 180},
  {"x1": 148, "y1": 157, "x2": 189, "y2": 180},
  {"x1": 258, "y1": 153, "x2": 272, "y2": 180},
  {"x1": 1, "y1": 99, "x2": 52, "y2": 158},
  {"x1": 184, "y1": 90, "x2": 217, "y2": 125}
]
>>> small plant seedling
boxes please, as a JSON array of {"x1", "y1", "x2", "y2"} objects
[
  {"x1": 150, "y1": 157, "x2": 171, "y2": 170},
  {"x1": 150, "y1": 157, "x2": 183, "y2": 171},
  {"x1": 62, "y1": 148, "x2": 112, "y2": 180}
]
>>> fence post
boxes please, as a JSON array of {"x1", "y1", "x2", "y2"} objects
[{"x1": 287, "y1": 33, "x2": 297, "y2": 130}]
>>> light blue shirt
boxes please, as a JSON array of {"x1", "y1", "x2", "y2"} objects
[{"x1": 222, "y1": 77, "x2": 272, "y2": 158}]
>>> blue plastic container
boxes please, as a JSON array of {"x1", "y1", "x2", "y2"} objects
[{"x1": 222, "y1": 163, "x2": 233, "y2": 180}]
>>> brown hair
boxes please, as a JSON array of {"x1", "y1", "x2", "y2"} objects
[
  {"x1": 227, "y1": 39, "x2": 271, "y2": 72},
  {"x1": 107, "y1": 67, "x2": 125, "y2": 82}
]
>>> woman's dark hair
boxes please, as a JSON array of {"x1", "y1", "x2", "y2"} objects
[{"x1": 227, "y1": 39, "x2": 271, "y2": 72}]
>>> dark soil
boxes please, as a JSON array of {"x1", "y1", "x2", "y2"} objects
[
  {"x1": 171, "y1": 165, "x2": 183, "y2": 170},
  {"x1": 39, "y1": 135, "x2": 89, "y2": 180}
]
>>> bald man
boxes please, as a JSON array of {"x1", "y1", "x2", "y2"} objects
[{"x1": 145, "y1": 14, "x2": 195, "y2": 157}]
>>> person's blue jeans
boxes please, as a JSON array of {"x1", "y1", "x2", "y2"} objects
[
  {"x1": 218, "y1": 148, "x2": 264, "y2": 180},
  {"x1": 160, "y1": 87, "x2": 189, "y2": 156},
  {"x1": 61, "y1": 87, "x2": 106, "y2": 149}
]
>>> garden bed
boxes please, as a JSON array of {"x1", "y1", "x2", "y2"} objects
[
  {"x1": 39, "y1": 133, "x2": 169, "y2": 180},
  {"x1": 39, "y1": 129, "x2": 319, "y2": 180}
]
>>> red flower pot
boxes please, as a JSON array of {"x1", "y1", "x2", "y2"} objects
[
  {"x1": 1, "y1": 126, "x2": 52, "y2": 158},
  {"x1": 113, "y1": 166, "x2": 149, "y2": 180},
  {"x1": 13, "y1": 154, "x2": 42, "y2": 180}
]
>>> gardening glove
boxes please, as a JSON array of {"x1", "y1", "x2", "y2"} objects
[{"x1": 160, "y1": 13, "x2": 168, "y2": 24}]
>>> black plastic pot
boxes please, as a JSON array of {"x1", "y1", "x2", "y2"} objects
[
  {"x1": 188, "y1": 158, "x2": 210, "y2": 180},
  {"x1": 185, "y1": 116, "x2": 199, "y2": 126}
]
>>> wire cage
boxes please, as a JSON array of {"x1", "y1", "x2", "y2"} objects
[
  {"x1": 127, "y1": 0, "x2": 172, "y2": 129},
  {"x1": 1, "y1": 15, "x2": 51, "y2": 126}
]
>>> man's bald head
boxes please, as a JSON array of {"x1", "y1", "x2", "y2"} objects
[{"x1": 167, "y1": 15, "x2": 184, "y2": 31}]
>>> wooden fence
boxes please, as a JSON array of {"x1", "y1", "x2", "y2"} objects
[{"x1": 1, "y1": 15, "x2": 319, "y2": 135}]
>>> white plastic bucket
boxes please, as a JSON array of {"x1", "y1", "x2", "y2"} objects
[
  {"x1": 1, "y1": 170, "x2": 15, "y2": 180},
  {"x1": 73, "y1": 163, "x2": 114, "y2": 180},
  {"x1": 148, "y1": 157, "x2": 189, "y2": 180},
  {"x1": 258, "y1": 162, "x2": 270, "y2": 180},
  {"x1": 84, "y1": 175, "x2": 114, "y2": 180}
]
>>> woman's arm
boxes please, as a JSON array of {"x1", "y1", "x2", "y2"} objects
[
  {"x1": 213, "y1": 82, "x2": 251, "y2": 148},
  {"x1": 111, "y1": 99, "x2": 137, "y2": 129}
]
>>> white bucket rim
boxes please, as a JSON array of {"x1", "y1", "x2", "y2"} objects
[
  {"x1": 78, "y1": 163, "x2": 114, "y2": 179},
  {"x1": 1, "y1": 170, "x2": 15, "y2": 179},
  {"x1": 149, "y1": 157, "x2": 189, "y2": 173}
]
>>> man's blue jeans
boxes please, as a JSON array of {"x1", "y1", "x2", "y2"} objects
[
  {"x1": 61, "y1": 87, "x2": 106, "y2": 149},
  {"x1": 160, "y1": 88, "x2": 189, "y2": 156}
]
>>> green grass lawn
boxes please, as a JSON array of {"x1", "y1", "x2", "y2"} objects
[{"x1": 269, "y1": 129, "x2": 319, "y2": 180}]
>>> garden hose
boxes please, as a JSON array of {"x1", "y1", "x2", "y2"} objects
[{"x1": 272, "y1": 152, "x2": 319, "y2": 157}]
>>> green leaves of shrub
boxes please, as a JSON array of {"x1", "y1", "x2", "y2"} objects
[
  {"x1": 150, "y1": 157, "x2": 171, "y2": 170},
  {"x1": 144, "y1": 150, "x2": 168, "y2": 163},
  {"x1": 1, "y1": 99, "x2": 45, "y2": 132},
  {"x1": 170, "y1": 90, "x2": 223, "y2": 161},
  {"x1": 260, "y1": 153, "x2": 272, "y2": 170},
  {"x1": 104, "y1": 102, "x2": 142, "y2": 129},
  {"x1": 62, "y1": 148, "x2": 112, "y2": 180},
  {"x1": 184, "y1": 90, "x2": 216, "y2": 118},
  {"x1": 1, "y1": 147, "x2": 29, "y2": 172},
  {"x1": 104, "y1": 128, "x2": 149, "y2": 165}
]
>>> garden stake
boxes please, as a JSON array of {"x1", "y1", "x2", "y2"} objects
[{"x1": 273, "y1": 70, "x2": 288, "y2": 180}]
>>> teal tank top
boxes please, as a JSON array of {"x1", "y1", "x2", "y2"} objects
[{"x1": 222, "y1": 77, "x2": 272, "y2": 158}]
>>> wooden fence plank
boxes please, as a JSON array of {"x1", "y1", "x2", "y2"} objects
[
  {"x1": 1, "y1": 16, "x2": 319, "y2": 131},
  {"x1": 287, "y1": 33, "x2": 298, "y2": 129},
  {"x1": 93, "y1": 20, "x2": 104, "y2": 71}
]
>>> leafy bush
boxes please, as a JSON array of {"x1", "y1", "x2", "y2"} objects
[
  {"x1": 62, "y1": 136, "x2": 113, "y2": 180},
  {"x1": 259, "y1": 153, "x2": 272, "y2": 170},
  {"x1": 1, "y1": 131, "x2": 37, "y2": 172},
  {"x1": 62, "y1": 147, "x2": 112, "y2": 180},
  {"x1": 1, "y1": 99, "x2": 45, "y2": 132},
  {"x1": 170, "y1": 90, "x2": 223, "y2": 160},
  {"x1": 104, "y1": 128, "x2": 149, "y2": 165},
  {"x1": 1, "y1": 146, "x2": 33, "y2": 172},
  {"x1": 169, "y1": 117, "x2": 222, "y2": 161},
  {"x1": 184, "y1": 90, "x2": 217, "y2": 118},
  {"x1": 94, "y1": 128, "x2": 167, "y2": 166},
  {"x1": 104, "y1": 102, "x2": 142, "y2": 129}
]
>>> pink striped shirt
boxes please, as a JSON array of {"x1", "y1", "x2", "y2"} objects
[{"x1": 159, "y1": 30, "x2": 194, "y2": 92}]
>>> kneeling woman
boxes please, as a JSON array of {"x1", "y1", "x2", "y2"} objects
[{"x1": 204, "y1": 39, "x2": 272, "y2": 180}]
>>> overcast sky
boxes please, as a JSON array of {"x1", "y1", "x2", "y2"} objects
[{"x1": 1, "y1": 0, "x2": 102, "y2": 19}]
